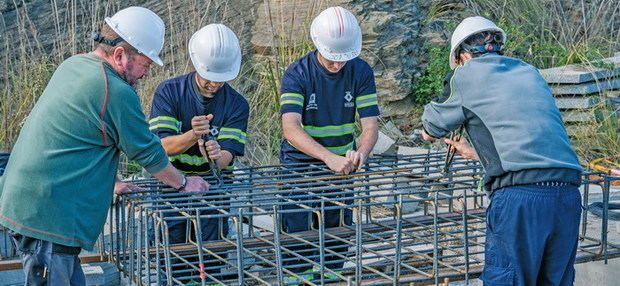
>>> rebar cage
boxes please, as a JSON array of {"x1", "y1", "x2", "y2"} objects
[{"x1": 106, "y1": 152, "x2": 620, "y2": 285}]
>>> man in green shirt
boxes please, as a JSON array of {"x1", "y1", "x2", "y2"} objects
[{"x1": 0, "y1": 7, "x2": 209, "y2": 285}]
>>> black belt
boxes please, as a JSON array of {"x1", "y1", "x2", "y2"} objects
[{"x1": 534, "y1": 181, "x2": 572, "y2": 187}]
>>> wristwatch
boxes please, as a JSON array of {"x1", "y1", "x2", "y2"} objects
[{"x1": 175, "y1": 176, "x2": 187, "y2": 191}]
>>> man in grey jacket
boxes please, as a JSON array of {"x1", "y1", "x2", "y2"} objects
[{"x1": 422, "y1": 16, "x2": 582, "y2": 286}]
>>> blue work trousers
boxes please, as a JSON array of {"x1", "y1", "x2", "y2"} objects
[
  {"x1": 9, "y1": 230, "x2": 85, "y2": 286},
  {"x1": 481, "y1": 184, "x2": 582, "y2": 286}
]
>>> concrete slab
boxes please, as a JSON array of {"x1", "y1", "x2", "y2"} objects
[
  {"x1": 397, "y1": 145, "x2": 430, "y2": 156},
  {"x1": 555, "y1": 96, "x2": 602, "y2": 109},
  {"x1": 561, "y1": 110, "x2": 601, "y2": 123},
  {"x1": 371, "y1": 131, "x2": 396, "y2": 155},
  {"x1": 540, "y1": 56, "x2": 620, "y2": 84},
  {"x1": 550, "y1": 77, "x2": 620, "y2": 95},
  {"x1": 381, "y1": 121, "x2": 404, "y2": 139},
  {"x1": 83, "y1": 265, "x2": 105, "y2": 285},
  {"x1": 575, "y1": 259, "x2": 620, "y2": 286}
]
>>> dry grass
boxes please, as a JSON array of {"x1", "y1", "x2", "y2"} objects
[
  {"x1": 1, "y1": 0, "x2": 618, "y2": 166},
  {"x1": 0, "y1": 1, "x2": 323, "y2": 166}
]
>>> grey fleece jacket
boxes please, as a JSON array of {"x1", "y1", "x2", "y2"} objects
[{"x1": 422, "y1": 53, "x2": 582, "y2": 191}]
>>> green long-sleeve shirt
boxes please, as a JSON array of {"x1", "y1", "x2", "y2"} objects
[{"x1": 0, "y1": 53, "x2": 169, "y2": 250}]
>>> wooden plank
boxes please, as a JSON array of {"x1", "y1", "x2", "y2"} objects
[
  {"x1": 555, "y1": 96, "x2": 601, "y2": 109},
  {"x1": 540, "y1": 56, "x2": 620, "y2": 84},
  {"x1": 0, "y1": 253, "x2": 107, "y2": 271},
  {"x1": 550, "y1": 78, "x2": 620, "y2": 95}
]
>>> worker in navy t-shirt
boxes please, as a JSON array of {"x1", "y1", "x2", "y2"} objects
[
  {"x1": 149, "y1": 24, "x2": 248, "y2": 245},
  {"x1": 279, "y1": 6, "x2": 380, "y2": 280}
]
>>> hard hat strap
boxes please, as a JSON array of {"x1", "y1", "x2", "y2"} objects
[
  {"x1": 92, "y1": 33, "x2": 125, "y2": 47},
  {"x1": 460, "y1": 43, "x2": 502, "y2": 55}
]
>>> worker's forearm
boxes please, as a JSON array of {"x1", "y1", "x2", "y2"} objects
[
  {"x1": 357, "y1": 117, "x2": 379, "y2": 157},
  {"x1": 284, "y1": 125, "x2": 335, "y2": 162},
  {"x1": 357, "y1": 129, "x2": 378, "y2": 157},
  {"x1": 216, "y1": 150, "x2": 234, "y2": 169},
  {"x1": 161, "y1": 131, "x2": 199, "y2": 155},
  {"x1": 151, "y1": 162, "x2": 185, "y2": 189}
]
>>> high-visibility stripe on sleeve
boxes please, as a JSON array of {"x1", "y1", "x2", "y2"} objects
[
  {"x1": 356, "y1": 93, "x2": 378, "y2": 109},
  {"x1": 280, "y1": 93, "x2": 304, "y2": 106},
  {"x1": 149, "y1": 116, "x2": 181, "y2": 132},
  {"x1": 217, "y1": 127, "x2": 247, "y2": 144}
]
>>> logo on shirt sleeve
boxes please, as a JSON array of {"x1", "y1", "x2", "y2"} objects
[
  {"x1": 306, "y1": 93, "x2": 318, "y2": 111},
  {"x1": 344, "y1": 91, "x2": 354, "y2": 108}
]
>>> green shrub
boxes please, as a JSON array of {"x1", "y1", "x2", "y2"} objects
[{"x1": 411, "y1": 44, "x2": 451, "y2": 105}]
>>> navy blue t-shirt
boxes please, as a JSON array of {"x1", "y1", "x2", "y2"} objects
[
  {"x1": 280, "y1": 51, "x2": 380, "y2": 163},
  {"x1": 149, "y1": 72, "x2": 249, "y2": 174}
]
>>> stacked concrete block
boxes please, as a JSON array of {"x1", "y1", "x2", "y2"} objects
[{"x1": 540, "y1": 54, "x2": 620, "y2": 135}]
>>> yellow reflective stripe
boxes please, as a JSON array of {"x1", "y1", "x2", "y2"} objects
[
  {"x1": 169, "y1": 154, "x2": 207, "y2": 166},
  {"x1": 302, "y1": 123, "x2": 355, "y2": 137},
  {"x1": 218, "y1": 127, "x2": 247, "y2": 144},
  {"x1": 356, "y1": 93, "x2": 377, "y2": 101},
  {"x1": 280, "y1": 93, "x2": 304, "y2": 100},
  {"x1": 356, "y1": 93, "x2": 378, "y2": 108},
  {"x1": 280, "y1": 100, "x2": 303, "y2": 106},
  {"x1": 220, "y1": 127, "x2": 246, "y2": 136},
  {"x1": 149, "y1": 124, "x2": 179, "y2": 131},
  {"x1": 280, "y1": 93, "x2": 304, "y2": 106},
  {"x1": 218, "y1": 135, "x2": 246, "y2": 144},
  {"x1": 357, "y1": 101, "x2": 378, "y2": 108},
  {"x1": 149, "y1": 116, "x2": 179, "y2": 124},
  {"x1": 324, "y1": 141, "x2": 355, "y2": 155},
  {"x1": 149, "y1": 116, "x2": 180, "y2": 132}
]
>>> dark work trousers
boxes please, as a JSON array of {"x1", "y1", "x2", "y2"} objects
[
  {"x1": 9, "y1": 230, "x2": 85, "y2": 286},
  {"x1": 279, "y1": 163, "x2": 353, "y2": 274},
  {"x1": 163, "y1": 190, "x2": 230, "y2": 283},
  {"x1": 480, "y1": 183, "x2": 582, "y2": 286}
]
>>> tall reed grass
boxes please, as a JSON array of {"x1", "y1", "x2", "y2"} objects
[
  {"x1": 1, "y1": 0, "x2": 618, "y2": 165},
  {"x1": 0, "y1": 0, "x2": 324, "y2": 166}
]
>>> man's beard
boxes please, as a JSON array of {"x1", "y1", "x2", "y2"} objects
[{"x1": 120, "y1": 60, "x2": 140, "y2": 88}]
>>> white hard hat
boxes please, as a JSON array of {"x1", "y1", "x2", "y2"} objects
[
  {"x1": 449, "y1": 16, "x2": 506, "y2": 69},
  {"x1": 189, "y1": 24, "x2": 241, "y2": 82},
  {"x1": 310, "y1": 6, "x2": 362, "y2": 62},
  {"x1": 105, "y1": 7, "x2": 165, "y2": 66}
]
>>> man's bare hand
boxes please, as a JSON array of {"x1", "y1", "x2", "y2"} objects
[
  {"x1": 444, "y1": 137, "x2": 479, "y2": 160},
  {"x1": 346, "y1": 150, "x2": 366, "y2": 171},
  {"x1": 183, "y1": 176, "x2": 210, "y2": 193},
  {"x1": 190, "y1": 114, "x2": 214, "y2": 139},
  {"x1": 324, "y1": 154, "x2": 355, "y2": 175},
  {"x1": 114, "y1": 181, "x2": 145, "y2": 195},
  {"x1": 203, "y1": 140, "x2": 222, "y2": 161},
  {"x1": 422, "y1": 129, "x2": 438, "y2": 141}
]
